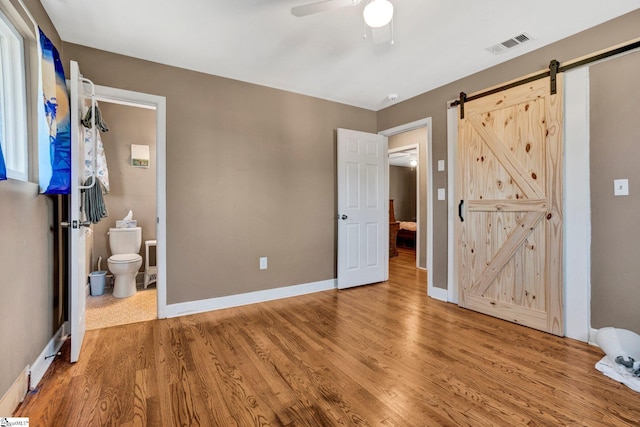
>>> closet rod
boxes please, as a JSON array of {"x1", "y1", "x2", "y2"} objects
[{"x1": 450, "y1": 38, "x2": 640, "y2": 111}]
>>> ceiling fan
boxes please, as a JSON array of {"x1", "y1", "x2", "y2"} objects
[{"x1": 291, "y1": 0, "x2": 394, "y2": 28}]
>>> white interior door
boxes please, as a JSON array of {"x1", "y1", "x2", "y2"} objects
[
  {"x1": 68, "y1": 60, "x2": 87, "y2": 362},
  {"x1": 337, "y1": 128, "x2": 388, "y2": 289}
]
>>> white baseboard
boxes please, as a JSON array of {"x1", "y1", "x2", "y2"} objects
[
  {"x1": 166, "y1": 279, "x2": 337, "y2": 318},
  {"x1": 589, "y1": 327, "x2": 600, "y2": 347},
  {"x1": 0, "y1": 323, "x2": 66, "y2": 415},
  {"x1": 30, "y1": 324, "x2": 67, "y2": 390},
  {"x1": 0, "y1": 365, "x2": 29, "y2": 417},
  {"x1": 428, "y1": 285, "x2": 448, "y2": 302}
]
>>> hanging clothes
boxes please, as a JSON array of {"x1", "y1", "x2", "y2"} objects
[
  {"x1": 83, "y1": 124, "x2": 110, "y2": 193},
  {"x1": 82, "y1": 101, "x2": 110, "y2": 223},
  {"x1": 82, "y1": 104, "x2": 109, "y2": 132},
  {"x1": 83, "y1": 178, "x2": 108, "y2": 224}
]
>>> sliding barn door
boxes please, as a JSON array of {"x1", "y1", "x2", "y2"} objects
[{"x1": 456, "y1": 76, "x2": 563, "y2": 335}]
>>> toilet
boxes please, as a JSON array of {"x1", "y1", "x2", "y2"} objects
[{"x1": 107, "y1": 227, "x2": 143, "y2": 298}]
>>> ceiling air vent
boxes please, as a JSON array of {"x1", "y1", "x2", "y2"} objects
[{"x1": 486, "y1": 33, "x2": 533, "y2": 55}]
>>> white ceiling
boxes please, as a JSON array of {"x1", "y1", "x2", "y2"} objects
[
  {"x1": 389, "y1": 148, "x2": 417, "y2": 167},
  {"x1": 41, "y1": 0, "x2": 640, "y2": 111}
]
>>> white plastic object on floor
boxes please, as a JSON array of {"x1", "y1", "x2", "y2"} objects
[
  {"x1": 144, "y1": 239, "x2": 158, "y2": 289},
  {"x1": 596, "y1": 327, "x2": 640, "y2": 364},
  {"x1": 595, "y1": 327, "x2": 640, "y2": 393}
]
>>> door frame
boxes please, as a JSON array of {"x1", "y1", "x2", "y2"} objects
[
  {"x1": 93, "y1": 84, "x2": 168, "y2": 318},
  {"x1": 388, "y1": 143, "x2": 420, "y2": 269},
  {"x1": 446, "y1": 103, "x2": 458, "y2": 304},
  {"x1": 379, "y1": 118, "x2": 437, "y2": 298}
]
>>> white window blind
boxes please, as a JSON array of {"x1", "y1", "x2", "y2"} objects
[{"x1": 0, "y1": 10, "x2": 27, "y2": 181}]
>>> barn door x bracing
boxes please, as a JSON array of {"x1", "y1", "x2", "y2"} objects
[{"x1": 456, "y1": 76, "x2": 563, "y2": 335}]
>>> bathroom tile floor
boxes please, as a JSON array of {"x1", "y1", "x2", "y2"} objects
[{"x1": 86, "y1": 286, "x2": 157, "y2": 330}]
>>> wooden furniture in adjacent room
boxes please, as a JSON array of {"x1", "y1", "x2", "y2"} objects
[
  {"x1": 389, "y1": 199, "x2": 400, "y2": 257},
  {"x1": 389, "y1": 222, "x2": 400, "y2": 257}
]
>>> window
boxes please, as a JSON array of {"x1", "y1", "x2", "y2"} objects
[{"x1": 0, "y1": 10, "x2": 27, "y2": 181}]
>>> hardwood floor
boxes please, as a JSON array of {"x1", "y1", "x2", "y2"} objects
[{"x1": 16, "y1": 248, "x2": 640, "y2": 426}]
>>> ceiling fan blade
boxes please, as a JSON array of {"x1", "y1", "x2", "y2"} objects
[{"x1": 291, "y1": 0, "x2": 362, "y2": 17}]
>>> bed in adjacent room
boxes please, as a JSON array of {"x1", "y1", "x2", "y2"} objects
[{"x1": 396, "y1": 221, "x2": 416, "y2": 248}]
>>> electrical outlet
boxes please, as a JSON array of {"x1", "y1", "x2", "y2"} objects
[
  {"x1": 614, "y1": 179, "x2": 629, "y2": 196},
  {"x1": 438, "y1": 160, "x2": 445, "y2": 171},
  {"x1": 259, "y1": 257, "x2": 268, "y2": 270},
  {"x1": 437, "y1": 188, "x2": 446, "y2": 200}
]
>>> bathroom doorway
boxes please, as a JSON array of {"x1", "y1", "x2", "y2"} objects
[{"x1": 85, "y1": 85, "x2": 166, "y2": 330}]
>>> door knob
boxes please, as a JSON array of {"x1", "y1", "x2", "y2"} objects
[{"x1": 341, "y1": 214, "x2": 348, "y2": 220}]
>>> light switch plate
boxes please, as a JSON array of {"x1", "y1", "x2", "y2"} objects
[
  {"x1": 259, "y1": 257, "x2": 268, "y2": 269},
  {"x1": 614, "y1": 179, "x2": 629, "y2": 196},
  {"x1": 437, "y1": 188, "x2": 446, "y2": 200},
  {"x1": 438, "y1": 160, "x2": 445, "y2": 171}
]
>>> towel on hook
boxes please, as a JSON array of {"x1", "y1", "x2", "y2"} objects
[
  {"x1": 83, "y1": 178, "x2": 108, "y2": 224},
  {"x1": 83, "y1": 126, "x2": 110, "y2": 192},
  {"x1": 82, "y1": 104, "x2": 109, "y2": 132}
]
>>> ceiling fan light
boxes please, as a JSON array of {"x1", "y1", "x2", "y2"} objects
[{"x1": 363, "y1": 0, "x2": 393, "y2": 28}]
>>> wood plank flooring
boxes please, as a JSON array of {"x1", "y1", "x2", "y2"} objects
[{"x1": 16, "y1": 248, "x2": 640, "y2": 426}]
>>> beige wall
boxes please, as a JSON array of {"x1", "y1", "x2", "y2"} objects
[
  {"x1": 90, "y1": 103, "x2": 157, "y2": 277},
  {"x1": 389, "y1": 166, "x2": 416, "y2": 222},
  {"x1": 61, "y1": 43, "x2": 377, "y2": 304},
  {"x1": 589, "y1": 51, "x2": 640, "y2": 333},
  {"x1": 377, "y1": 9, "x2": 640, "y2": 290},
  {"x1": 4, "y1": 0, "x2": 640, "y2": 403},
  {"x1": 0, "y1": 0, "x2": 61, "y2": 399},
  {"x1": 389, "y1": 127, "x2": 427, "y2": 268}
]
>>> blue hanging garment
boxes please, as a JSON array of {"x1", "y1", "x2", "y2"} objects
[
  {"x1": 38, "y1": 28, "x2": 71, "y2": 194},
  {"x1": 0, "y1": 142, "x2": 6, "y2": 181}
]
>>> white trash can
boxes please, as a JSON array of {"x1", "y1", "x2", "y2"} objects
[{"x1": 89, "y1": 271, "x2": 107, "y2": 296}]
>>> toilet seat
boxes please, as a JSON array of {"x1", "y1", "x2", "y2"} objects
[{"x1": 109, "y1": 254, "x2": 142, "y2": 264}]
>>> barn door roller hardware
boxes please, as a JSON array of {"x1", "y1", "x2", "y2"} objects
[
  {"x1": 452, "y1": 38, "x2": 640, "y2": 119},
  {"x1": 549, "y1": 59, "x2": 560, "y2": 95},
  {"x1": 452, "y1": 63, "x2": 554, "y2": 120},
  {"x1": 458, "y1": 92, "x2": 467, "y2": 119}
]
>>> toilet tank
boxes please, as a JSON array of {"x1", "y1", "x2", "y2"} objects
[{"x1": 109, "y1": 227, "x2": 142, "y2": 255}]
